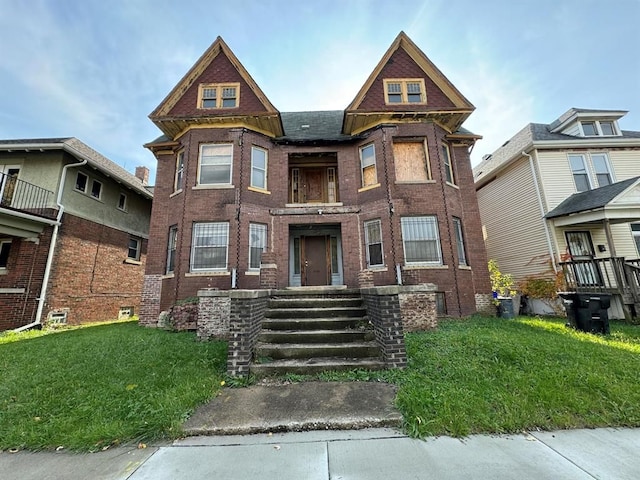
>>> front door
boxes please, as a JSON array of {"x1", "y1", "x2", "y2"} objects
[
  {"x1": 302, "y1": 235, "x2": 329, "y2": 286},
  {"x1": 566, "y1": 231, "x2": 603, "y2": 286}
]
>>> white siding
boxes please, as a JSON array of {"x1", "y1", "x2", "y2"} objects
[
  {"x1": 608, "y1": 148, "x2": 640, "y2": 180},
  {"x1": 562, "y1": 123, "x2": 581, "y2": 137},
  {"x1": 536, "y1": 150, "x2": 583, "y2": 210},
  {"x1": 476, "y1": 157, "x2": 551, "y2": 281}
]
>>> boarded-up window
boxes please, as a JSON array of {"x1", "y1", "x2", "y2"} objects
[{"x1": 393, "y1": 142, "x2": 430, "y2": 182}]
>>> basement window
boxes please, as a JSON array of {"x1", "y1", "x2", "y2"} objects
[
  {"x1": 119, "y1": 306, "x2": 134, "y2": 319},
  {"x1": 47, "y1": 310, "x2": 68, "y2": 325}
]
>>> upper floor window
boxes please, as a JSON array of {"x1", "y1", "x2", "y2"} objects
[
  {"x1": 117, "y1": 193, "x2": 127, "y2": 211},
  {"x1": 251, "y1": 146, "x2": 268, "y2": 190},
  {"x1": 198, "y1": 83, "x2": 239, "y2": 109},
  {"x1": 166, "y1": 226, "x2": 178, "y2": 274},
  {"x1": 364, "y1": 219, "x2": 384, "y2": 267},
  {"x1": 393, "y1": 140, "x2": 431, "y2": 182},
  {"x1": 384, "y1": 79, "x2": 426, "y2": 104},
  {"x1": 191, "y1": 222, "x2": 229, "y2": 271},
  {"x1": 0, "y1": 239, "x2": 11, "y2": 270},
  {"x1": 592, "y1": 153, "x2": 613, "y2": 187},
  {"x1": 359, "y1": 143, "x2": 377, "y2": 188},
  {"x1": 198, "y1": 143, "x2": 233, "y2": 185},
  {"x1": 75, "y1": 172, "x2": 88, "y2": 193},
  {"x1": 90, "y1": 180, "x2": 102, "y2": 200},
  {"x1": 441, "y1": 143, "x2": 455, "y2": 185},
  {"x1": 580, "y1": 120, "x2": 619, "y2": 137},
  {"x1": 249, "y1": 223, "x2": 267, "y2": 270},
  {"x1": 569, "y1": 154, "x2": 591, "y2": 192},
  {"x1": 401, "y1": 216, "x2": 442, "y2": 265},
  {"x1": 174, "y1": 151, "x2": 185, "y2": 192},
  {"x1": 127, "y1": 237, "x2": 141, "y2": 261}
]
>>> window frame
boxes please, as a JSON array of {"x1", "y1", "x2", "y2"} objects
[
  {"x1": 452, "y1": 217, "x2": 468, "y2": 266},
  {"x1": 75, "y1": 172, "x2": 88, "y2": 193},
  {"x1": 174, "y1": 151, "x2": 185, "y2": 192},
  {"x1": 393, "y1": 139, "x2": 431, "y2": 182},
  {"x1": 0, "y1": 239, "x2": 11, "y2": 270},
  {"x1": 117, "y1": 192, "x2": 127, "y2": 211},
  {"x1": 580, "y1": 120, "x2": 620, "y2": 137},
  {"x1": 632, "y1": 224, "x2": 640, "y2": 256},
  {"x1": 197, "y1": 143, "x2": 233, "y2": 186},
  {"x1": 127, "y1": 236, "x2": 141, "y2": 261},
  {"x1": 591, "y1": 153, "x2": 614, "y2": 187},
  {"x1": 568, "y1": 154, "x2": 593, "y2": 192},
  {"x1": 401, "y1": 216, "x2": 443, "y2": 266},
  {"x1": 248, "y1": 223, "x2": 267, "y2": 270},
  {"x1": 364, "y1": 219, "x2": 384, "y2": 268},
  {"x1": 190, "y1": 222, "x2": 229, "y2": 272},
  {"x1": 383, "y1": 78, "x2": 427, "y2": 105},
  {"x1": 359, "y1": 143, "x2": 378, "y2": 188},
  {"x1": 197, "y1": 83, "x2": 240, "y2": 109},
  {"x1": 90, "y1": 180, "x2": 102, "y2": 200},
  {"x1": 250, "y1": 146, "x2": 268, "y2": 190},
  {"x1": 166, "y1": 225, "x2": 178, "y2": 274},
  {"x1": 441, "y1": 143, "x2": 455, "y2": 185}
]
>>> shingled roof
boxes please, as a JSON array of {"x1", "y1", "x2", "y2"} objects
[
  {"x1": 277, "y1": 111, "x2": 353, "y2": 143},
  {"x1": 545, "y1": 177, "x2": 640, "y2": 219}
]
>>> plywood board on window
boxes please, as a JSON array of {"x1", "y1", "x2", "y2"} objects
[{"x1": 393, "y1": 142, "x2": 429, "y2": 181}]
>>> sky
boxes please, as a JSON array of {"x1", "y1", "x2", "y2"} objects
[{"x1": 1, "y1": 0, "x2": 639, "y2": 184}]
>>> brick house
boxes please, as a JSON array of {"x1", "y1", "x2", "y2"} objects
[
  {"x1": 140, "y1": 32, "x2": 491, "y2": 326},
  {"x1": 0, "y1": 137, "x2": 152, "y2": 331}
]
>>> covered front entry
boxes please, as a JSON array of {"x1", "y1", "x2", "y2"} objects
[{"x1": 289, "y1": 224, "x2": 343, "y2": 286}]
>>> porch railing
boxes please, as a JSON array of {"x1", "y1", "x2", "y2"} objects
[
  {"x1": 559, "y1": 257, "x2": 640, "y2": 305},
  {"x1": 0, "y1": 172, "x2": 56, "y2": 219}
]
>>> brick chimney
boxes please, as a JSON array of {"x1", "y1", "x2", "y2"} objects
[{"x1": 135, "y1": 166, "x2": 150, "y2": 185}]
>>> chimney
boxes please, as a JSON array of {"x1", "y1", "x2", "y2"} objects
[{"x1": 135, "y1": 166, "x2": 149, "y2": 185}]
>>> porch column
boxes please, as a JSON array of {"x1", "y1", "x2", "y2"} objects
[{"x1": 603, "y1": 219, "x2": 617, "y2": 257}]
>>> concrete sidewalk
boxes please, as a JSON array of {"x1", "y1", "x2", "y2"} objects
[{"x1": 2, "y1": 427, "x2": 639, "y2": 479}]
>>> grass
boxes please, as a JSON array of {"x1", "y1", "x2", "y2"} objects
[
  {"x1": 2, "y1": 315, "x2": 639, "y2": 450},
  {"x1": 0, "y1": 320, "x2": 226, "y2": 452},
  {"x1": 281, "y1": 316, "x2": 640, "y2": 438}
]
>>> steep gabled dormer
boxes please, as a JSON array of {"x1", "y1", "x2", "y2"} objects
[
  {"x1": 149, "y1": 37, "x2": 283, "y2": 139},
  {"x1": 343, "y1": 31, "x2": 475, "y2": 135},
  {"x1": 549, "y1": 108, "x2": 626, "y2": 138}
]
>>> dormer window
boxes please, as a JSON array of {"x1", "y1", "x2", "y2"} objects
[
  {"x1": 383, "y1": 79, "x2": 426, "y2": 105},
  {"x1": 198, "y1": 83, "x2": 239, "y2": 109},
  {"x1": 580, "y1": 120, "x2": 618, "y2": 137}
]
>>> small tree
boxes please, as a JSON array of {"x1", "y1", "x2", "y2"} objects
[{"x1": 488, "y1": 259, "x2": 516, "y2": 298}]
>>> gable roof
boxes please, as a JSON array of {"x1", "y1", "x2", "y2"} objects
[
  {"x1": 545, "y1": 177, "x2": 640, "y2": 219},
  {"x1": 474, "y1": 108, "x2": 640, "y2": 188},
  {"x1": 0, "y1": 138, "x2": 153, "y2": 199},
  {"x1": 149, "y1": 37, "x2": 283, "y2": 138},
  {"x1": 343, "y1": 31, "x2": 475, "y2": 135}
]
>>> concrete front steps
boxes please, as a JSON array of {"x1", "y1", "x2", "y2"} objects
[{"x1": 251, "y1": 288, "x2": 385, "y2": 377}]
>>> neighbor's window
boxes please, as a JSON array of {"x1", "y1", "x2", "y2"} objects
[
  {"x1": 251, "y1": 146, "x2": 268, "y2": 190},
  {"x1": 191, "y1": 222, "x2": 229, "y2": 271},
  {"x1": 452, "y1": 217, "x2": 467, "y2": 266},
  {"x1": 166, "y1": 226, "x2": 178, "y2": 274},
  {"x1": 364, "y1": 219, "x2": 384, "y2": 267},
  {"x1": 441, "y1": 143, "x2": 455, "y2": 185},
  {"x1": 198, "y1": 143, "x2": 233, "y2": 185},
  {"x1": 248, "y1": 223, "x2": 267, "y2": 270},
  {"x1": 90, "y1": 180, "x2": 102, "y2": 199},
  {"x1": 360, "y1": 143, "x2": 377, "y2": 188},
  {"x1": 401, "y1": 216, "x2": 442, "y2": 265},
  {"x1": 632, "y1": 224, "x2": 640, "y2": 255},
  {"x1": 175, "y1": 151, "x2": 185, "y2": 192},
  {"x1": 128, "y1": 237, "x2": 141, "y2": 260},
  {"x1": 75, "y1": 172, "x2": 88, "y2": 193},
  {"x1": 568, "y1": 154, "x2": 591, "y2": 192},
  {"x1": 117, "y1": 193, "x2": 127, "y2": 211},
  {"x1": 0, "y1": 240, "x2": 11, "y2": 269},
  {"x1": 198, "y1": 83, "x2": 239, "y2": 109},
  {"x1": 383, "y1": 79, "x2": 426, "y2": 104},
  {"x1": 591, "y1": 153, "x2": 613, "y2": 187},
  {"x1": 393, "y1": 141, "x2": 430, "y2": 182}
]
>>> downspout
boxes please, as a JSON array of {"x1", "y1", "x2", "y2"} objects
[
  {"x1": 522, "y1": 151, "x2": 557, "y2": 273},
  {"x1": 14, "y1": 158, "x2": 87, "y2": 331}
]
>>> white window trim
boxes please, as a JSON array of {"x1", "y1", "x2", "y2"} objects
[
  {"x1": 568, "y1": 153, "x2": 594, "y2": 192},
  {"x1": 364, "y1": 219, "x2": 384, "y2": 268},
  {"x1": 401, "y1": 216, "x2": 443, "y2": 266},
  {"x1": 75, "y1": 172, "x2": 88, "y2": 193},
  {"x1": 90, "y1": 180, "x2": 103, "y2": 200},
  {"x1": 452, "y1": 217, "x2": 468, "y2": 266},
  {"x1": 0, "y1": 239, "x2": 11, "y2": 271},
  {"x1": 197, "y1": 143, "x2": 233, "y2": 186},
  {"x1": 190, "y1": 222, "x2": 229, "y2": 272},
  {"x1": 117, "y1": 192, "x2": 128, "y2": 212},
  {"x1": 248, "y1": 223, "x2": 267, "y2": 271},
  {"x1": 174, "y1": 151, "x2": 185, "y2": 193},
  {"x1": 359, "y1": 143, "x2": 377, "y2": 188},
  {"x1": 250, "y1": 146, "x2": 268, "y2": 190},
  {"x1": 590, "y1": 152, "x2": 615, "y2": 187},
  {"x1": 127, "y1": 237, "x2": 141, "y2": 261},
  {"x1": 166, "y1": 226, "x2": 178, "y2": 274},
  {"x1": 579, "y1": 120, "x2": 621, "y2": 137},
  {"x1": 441, "y1": 143, "x2": 455, "y2": 185}
]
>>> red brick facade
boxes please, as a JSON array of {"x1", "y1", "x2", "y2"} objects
[{"x1": 142, "y1": 33, "x2": 491, "y2": 323}]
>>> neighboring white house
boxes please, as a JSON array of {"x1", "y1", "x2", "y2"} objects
[{"x1": 473, "y1": 108, "x2": 640, "y2": 319}]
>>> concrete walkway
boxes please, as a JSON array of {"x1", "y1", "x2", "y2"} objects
[{"x1": 2, "y1": 427, "x2": 639, "y2": 479}]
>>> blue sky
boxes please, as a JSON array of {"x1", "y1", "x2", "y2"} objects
[{"x1": 1, "y1": 0, "x2": 638, "y2": 183}]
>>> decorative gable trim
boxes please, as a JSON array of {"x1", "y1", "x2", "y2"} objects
[
  {"x1": 149, "y1": 37, "x2": 283, "y2": 138},
  {"x1": 343, "y1": 32, "x2": 474, "y2": 135}
]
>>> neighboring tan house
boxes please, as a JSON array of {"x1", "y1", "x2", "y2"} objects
[
  {"x1": 140, "y1": 32, "x2": 491, "y2": 325},
  {"x1": 0, "y1": 138, "x2": 153, "y2": 331},
  {"x1": 474, "y1": 108, "x2": 640, "y2": 318}
]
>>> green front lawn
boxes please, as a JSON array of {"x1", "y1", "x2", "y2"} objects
[
  {"x1": 0, "y1": 321, "x2": 226, "y2": 452},
  {"x1": 1, "y1": 316, "x2": 639, "y2": 451}
]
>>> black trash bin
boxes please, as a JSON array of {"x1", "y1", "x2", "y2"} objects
[
  {"x1": 558, "y1": 292, "x2": 578, "y2": 328},
  {"x1": 574, "y1": 293, "x2": 611, "y2": 334}
]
